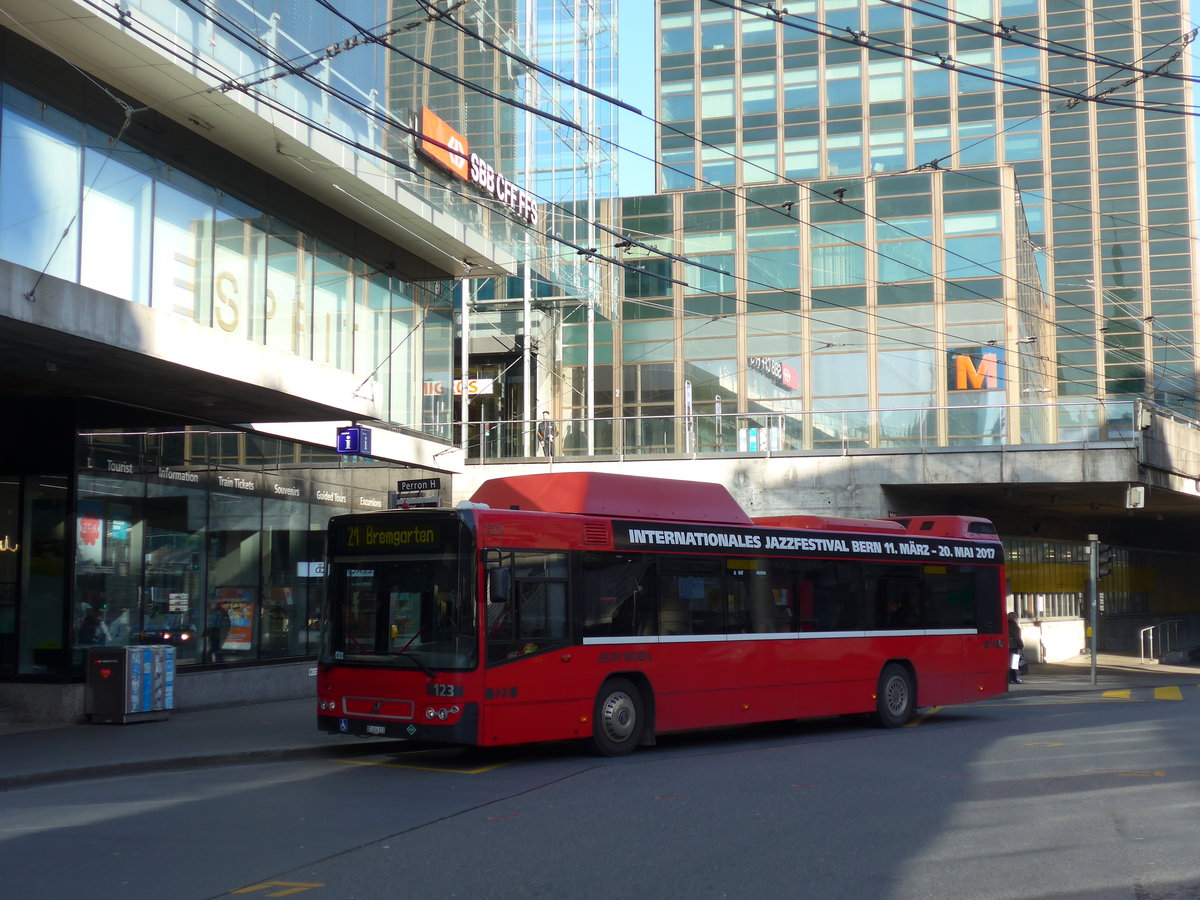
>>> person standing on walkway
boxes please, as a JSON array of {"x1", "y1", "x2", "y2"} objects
[
  {"x1": 76, "y1": 605, "x2": 110, "y2": 646},
  {"x1": 1008, "y1": 611, "x2": 1024, "y2": 684},
  {"x1": 536, "y1": 411, "x2": 558, "y2": 459}
]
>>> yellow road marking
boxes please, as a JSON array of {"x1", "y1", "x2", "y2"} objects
[
  {"x1": 232, "y1": 882, "x2": 324, "y2": 897},
  {"x1": 1154, "y1": 686, "x2": 1183, "y2": 701},
  {"x1": 1024, "y1": 741, "x2": 1066, "y2": 747},
  {"x1": 906, "y1": 706, "x2": 942, "y2": 727},
  {"x1": 337, "y1": 757, "x2": 512, "y2": 775},
  {"x1": 1102, "y1": 689, "x2": 1131, "y2": 699}
]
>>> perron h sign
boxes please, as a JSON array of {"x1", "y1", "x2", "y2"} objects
[{"x1": 336, "y1": 426, "x2": 372, "y2": 456}]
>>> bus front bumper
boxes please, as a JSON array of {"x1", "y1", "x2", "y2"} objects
[{"x1": 318, "y1": 703, "x2": 478, "y2": 744}]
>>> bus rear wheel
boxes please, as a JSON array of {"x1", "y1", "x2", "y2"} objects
[
  {"x1": 590, "y1": 677, "x2": 643, "y2": 756},
  {"x1": 874, "y1": 663, "x2": 914, "y2": 728}
]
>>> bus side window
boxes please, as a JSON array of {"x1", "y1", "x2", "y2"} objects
[
  {"x1": 974, "y1": 568, "x2": 1002, "y2": 633},
  {"x1": 813, "y1": 561, "x2": 866, "y2": 630},
  {"x1": 795, "y1": 581, "x2": 815, "y2": 632},
  {"x1": 518, "y1": 581, "x2": 566, "y2": 641},
  {"x1": 871, "y1": 568, "x2": 923, "y2": 629},
  {"x1": 582, "y1": 553, "x2": 657, "y2": 638},
  {"x1": 487, "y1": 552, "x2": 568, "y2": 663},
  {"x1": 658, "y1": 584, "x2": 690, "y2": 635},
  {"x1": 661, "y1": 562, "x2": 724, "y2": 634}
]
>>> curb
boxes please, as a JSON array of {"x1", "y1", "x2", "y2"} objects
[{"x1": 0, "y1": 738, "x2": 414, "y2": 793}]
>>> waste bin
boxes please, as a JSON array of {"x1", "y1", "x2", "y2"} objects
[{"x1": 85, "y1": 645, "x2": 175, "y2": 723}]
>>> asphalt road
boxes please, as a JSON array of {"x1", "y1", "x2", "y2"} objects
[{"x1": 3, "y1": 687, "x2": 1199, "y2": 900}]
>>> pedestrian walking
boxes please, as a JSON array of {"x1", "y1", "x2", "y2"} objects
[
  {"x1": 536, "y1": 411, "x2": 558, "y2": 458},
  {"x1": 1008, "y1": 611, "x2": 1024, "y2": 684}
]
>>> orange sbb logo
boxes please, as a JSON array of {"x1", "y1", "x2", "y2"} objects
[
  {"x1": 419, "y1": 107, "x2": 470, "y2": 180},
  {"x1": 419, "y1": 107, "x2": 538, "y2": 226}
]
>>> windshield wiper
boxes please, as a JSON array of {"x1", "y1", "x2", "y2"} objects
[
  {"x1": 394, "y1": 628, "x2": 435, "y2": 678},
  {"x1": 397, "y1": 650, "x2": 436, "y2": 678}
]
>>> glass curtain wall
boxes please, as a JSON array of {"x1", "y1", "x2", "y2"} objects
[
  {"x1": 0, "y1": 477, "x2": 69, "y2": 676},
  {"x1": 655, "y1": 0, "x2": 1199, "y2": 417},
  {"x1": 0, "y1": 480, "x2": 17, "y2": 673},
  {"x1": 593, "y1": 172, "x2": 1040, "y2": 455},
  {"x1": 57, "y1": 428, "x2": 391, "y2": 676},
  {"x1": 0, "y1": 81, "x2": 453, "y2": 435}
]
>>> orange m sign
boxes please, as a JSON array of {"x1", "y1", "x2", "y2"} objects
[{"x1": 949, "y1": 348, "x2": 1004, "y2": 391}]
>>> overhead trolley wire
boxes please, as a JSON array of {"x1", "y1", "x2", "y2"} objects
[{"x1": 71, "y1": 0, "x2": 1197, "y2": 399}]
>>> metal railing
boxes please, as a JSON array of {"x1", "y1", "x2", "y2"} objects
[
  {"x1": 452, "y1": 400, "x2": 1139, "y2": 463},
  {"x1": 1139, "y1": 620, "x2": 1182, "y2": 662}
]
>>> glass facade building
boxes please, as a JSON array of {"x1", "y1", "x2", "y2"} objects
[
  {"x1": 465, "y1": 1, "x2": 1196, "y2": 459},
  {"x1": 0, "y1": 1, "x2": 578, "y2": 690},
  {"x1": 386, "y1": 0, "x2": 617, "y2": 282},
  {"x1": 543, "y1": 170, "x2": 1056, "y2": 456},
  {"x1": 0, "y1": 82, "x2": 456, "y2": 433},
  {"x1": 16, "y1": 428, "x2": 395, "y2": 678},
  {"x1": 385, "y1": 0, "x2": 618, "y2": 442},
  {"x1": 654, "y1": 0, "x2": 1198, "y2": 416}
]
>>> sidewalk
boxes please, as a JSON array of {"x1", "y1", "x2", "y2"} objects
[
  {"x1": 2, "y1": 654, "x2": 1197, "y2": 791},
  {"x1": 1020, "y1": 652, "x2": 1200, "y2": 691},
  {"x1": 0, "y1": 697, "x2": 409, "y2": 791}
]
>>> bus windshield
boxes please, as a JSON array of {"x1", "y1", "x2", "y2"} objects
[{"x1": 323, "y1": 553, "x2": 476, "y2": 671}]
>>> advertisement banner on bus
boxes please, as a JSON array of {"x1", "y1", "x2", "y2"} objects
[{"x1": 612, "y1": 521, "x2": 1000, "y2": 563}]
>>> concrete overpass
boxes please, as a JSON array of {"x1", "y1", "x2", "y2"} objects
[{"x1": 452, "y1": 403, "x2": 1200, "y2": 554}]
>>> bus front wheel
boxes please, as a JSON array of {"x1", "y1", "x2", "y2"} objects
[
  {"x1": 590, "y1": 677, "x2": 643, "y2": 756},
  {"x1": 874, "y1": 663, "x2": 914, "y2": 728}
]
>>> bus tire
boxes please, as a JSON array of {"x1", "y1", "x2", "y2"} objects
[
  {"x1": 874, "y1": 663, "x2": 914, "y2": 728},
  {"x1": 590, "y1": 677, "x2": 643, "y2": 756}
]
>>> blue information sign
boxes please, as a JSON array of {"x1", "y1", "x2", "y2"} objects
[{"x1": 335, "y1": 426, "x2": 372, "y2": 456}]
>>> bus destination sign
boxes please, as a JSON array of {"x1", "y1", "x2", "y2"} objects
[{"x1": 330, "y1": 520, "x2": 447, "y2": 554}]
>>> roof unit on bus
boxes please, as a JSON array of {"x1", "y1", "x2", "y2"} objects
[
  {"x1": 889, "y1": 516, "x2": 1001, "y2": 540},
  {"x1": 468, "y1": 472, "x2": 755, "y2": 524},
  {"x1": 752, "y1": 515, "x2": 907, "y2": 534}
]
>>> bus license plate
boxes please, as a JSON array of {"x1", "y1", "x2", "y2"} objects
[{"x1": 366, "y1": 724, "x2": 386, "y2": 735}]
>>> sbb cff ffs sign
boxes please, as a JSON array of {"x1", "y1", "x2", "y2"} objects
[
  {"x1": 947, "y1": 347, "x2": 1005, "y2": 391},
  {"x1": 748, "y1": 356, "x2": 799, "y2": 391},
  {"x1": 418, "y1": 107, "x2": 538, "y2": 226}
]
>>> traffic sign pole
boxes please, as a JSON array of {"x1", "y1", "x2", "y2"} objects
[{"x1": 1088, "y1": 533, "x2": 1098, "y2": 685}]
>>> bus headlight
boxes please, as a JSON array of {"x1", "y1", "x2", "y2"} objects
[{"x1": 423, "y1": 705, "x2": 463, "y2": 723}]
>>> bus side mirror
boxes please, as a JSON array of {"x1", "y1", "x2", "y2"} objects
[{"x1": 488, "y1": 568, "x2": 511, "y2": 604}]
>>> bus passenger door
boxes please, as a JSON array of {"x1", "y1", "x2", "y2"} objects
[{"x1": 483, "y1": 552, "x2": 581, "y2": 745}]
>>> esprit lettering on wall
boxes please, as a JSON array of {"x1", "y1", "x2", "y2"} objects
[
  {"x1": 214, "y1": 274, "x2": 308, "y2": 349},
  {"x1": 0, "y1": 535, "x2": 18, "y2": 553},
  {"x1": 948, "y1": 347, "x2": 1004, "y2": 391},
  {"x1": 417, "y1": 107, "x2": 538, "y2": 226}
]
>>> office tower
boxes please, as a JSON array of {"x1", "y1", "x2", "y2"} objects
[{"x1": 651, "y1": 0, "x2": 1197, "y2": 417}]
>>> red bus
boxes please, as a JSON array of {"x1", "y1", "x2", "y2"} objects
[{"x1": 317, "y1": 472, "x2": 1009, "y2": 755}]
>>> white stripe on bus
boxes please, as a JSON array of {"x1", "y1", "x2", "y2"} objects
[{"x1": 581, "y1": 628, "x2": 977, "y2": 645}]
